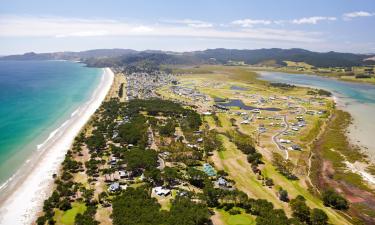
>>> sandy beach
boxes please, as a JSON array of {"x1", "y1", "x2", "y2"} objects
[
  {"x1": 0, "y1": 68, "x2": 114, "y2": 225},
  {"x1": 346, "y1": 102, "x2": 375, "y2": 161}
]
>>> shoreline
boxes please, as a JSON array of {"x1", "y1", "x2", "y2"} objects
[
  {"x1": 257, "y1": 71, "x2": 375, "y2": 185},
  {"x1": 249, "y1": 66, "x2": 375, "y2": 86},
  {"x1": 0, "y1": 68, "x2": 114, "y2": 225}
]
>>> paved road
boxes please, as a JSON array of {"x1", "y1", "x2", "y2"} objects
[
  {"x1": 157, "y1": 156, "x2": 165, "y2": 170},
  {"x1": 272, "y1": 115, "x2": 290, "y2": 159}
]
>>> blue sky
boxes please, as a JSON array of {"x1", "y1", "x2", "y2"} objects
[{"x1": 0, "y1": 0, "x2": 374, "y2": 54}]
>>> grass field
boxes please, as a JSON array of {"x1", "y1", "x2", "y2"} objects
[
  {"x1": 215, "y1": 209, "x2": 256, "y2": 225},
  {"x1": 54, "y1": 202, "x2": 86, "y2": 225}
]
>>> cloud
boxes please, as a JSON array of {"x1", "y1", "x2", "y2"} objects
[
  {"x1": 232, "y1": 19, "x2": 272, "y2": 27},
  {"x1": 292, "y1": 16, "x2": 336, "y2": 24},
  {"x1": 0, "y1": 15, "x2": 322, "y2": 44},
  {"x1": 343, "y1": 11, "x2": 374, "y2": 20},
  {"x1": 161, "y1": 19, "x2": 213, "y2": 28},
  {"x1": 131, "y1": 26, "x2": 154, "y2": 33},
  {"x1": 232, "y1": 16, "x2": 337, "y2": 27}
]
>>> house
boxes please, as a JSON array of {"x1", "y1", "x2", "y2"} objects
[
  {"x1": 306, "y1": 111, "x2": 315, "y2": 115},
  {"x1": 258, "y1": 127, "x2": 267, "y2": 133},
  {"x1": 187, "y1": 144, "x2": 198, "y2": 148},
  {"x1": 292, "y1": 127, "x2": 299, "y2": 131},
  {"x1": 241, "y1": 120, "x2": 250, "y2": 124},
  {"x1": 252, "y1": 109, "x2": 261, "y2": 113},
  {"x1": 318, "y1": 110, "x2": 327, "y2": 115},
  {"x1": 153, "y1": 186, "x2": 171, "y2": 196},
  {"x1": 291, "y1": 144, "x2": 301, "y2": 151},
  {"x1": 296, "y1": 116, "x2": 304, "y2": 121},
  {"x1": 279, "y1": 139, "x2": 291, "y2": 144},
  {"x1": 108, "y1": 182, "x2": 120, "y2": 192},
  {"x1": 109, "y1": 157, "x2": 117, "y2": 166},
  {"x1": 298, "y1": 121, "x2": 306, "y2": 127},
  {"x1": 217, "y1": 177, "x2": 228, "y2": 187},
  {"x1": 119, "y1": 170, "x2": 130, "y2": 178}
]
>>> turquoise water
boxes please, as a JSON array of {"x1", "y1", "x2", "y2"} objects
[
  {"x1": 0, "y1": 60, "x2": 101, "y2": 185},
  {"x1": 259, "y1": 71, "x2": 375, "y2": 104}
]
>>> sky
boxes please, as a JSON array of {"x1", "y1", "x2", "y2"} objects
[{"x1": 0, "y1": 0, "x2": 374, "y2": 55}]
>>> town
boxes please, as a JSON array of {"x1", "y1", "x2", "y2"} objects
[{"x1": 36, "y1": 65, "x2": 359, "y2": 225}]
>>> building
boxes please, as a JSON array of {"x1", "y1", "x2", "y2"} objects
[
  {"x1": 109, "y1": 182, "x2": 120, "y2": 192},
  {"x1": 153, "y1": 186, "x2": 171, "y2": 196},
  {"x1": 217, "y1": 177, "x2": 228, "y2": 187}
]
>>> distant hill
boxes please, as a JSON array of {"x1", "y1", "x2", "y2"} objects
[
  {"x1": 1, "y1": 48, "x2": 374, "y2": 67},
  {"x1": 0, "y1": 49, "x2": 138, "y2": 61},
  {"x1": 191, "y1": 48, "x2": 375, "y2": 67}
]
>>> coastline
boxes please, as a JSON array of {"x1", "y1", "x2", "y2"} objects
[
  {"x1": 0, "y1": 68, "x2": 114, "y2": 225},
  {"x1": 249, "y1": 66, "x2": 375, "y2": 86},
  {"x1": 257, "y1": 71, "x2": 375, "y2": 185}
]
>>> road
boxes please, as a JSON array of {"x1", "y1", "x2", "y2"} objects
[{"x1": 272, "y1": 115, "x2": 290, "y2": 160}]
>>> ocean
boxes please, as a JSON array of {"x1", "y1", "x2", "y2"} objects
[{"x1": 0, "y1": 60, "x2": 102, "y2": 187}]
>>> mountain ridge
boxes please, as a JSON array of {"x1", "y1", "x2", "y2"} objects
[{"x1": 1, "y1": 48, "x2": 374, "y2": 67}]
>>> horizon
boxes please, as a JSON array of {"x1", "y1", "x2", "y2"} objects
[
  {"x1": 3, "y1": 47, "x2": 375, "y2": 57},
  {"x1": 0, "y1": 0, "x2": 374, "y2": 54}
]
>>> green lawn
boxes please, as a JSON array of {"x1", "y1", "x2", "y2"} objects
[
  {"x1": 217, "y1": 209, "x2": 256, "y2": 225},
  {"x1": 54, "y1": 202, "x2": 86, "y2": 225}
]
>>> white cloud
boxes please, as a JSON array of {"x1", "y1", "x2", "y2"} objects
[
  {"x1": 161, "y1": 19, "x2": 213, "y2": 28},
  {"x1": 292, "y1": 16, "x2": 336, "y2": 24},
  {"x1": 343, "y1": 11, "x2": 374, "y2": 20},
  {"x1": 55, "y1": 30, "x2": 109, "y2": 38},
  {"x1": 232, "y1": 19, "x2": 272, "y2": 27},
  {"x1": 130, "y1": 26, "x2": 154, "y2": 33},
  {"x1": 0, "y1": 15, "x2": 321, "y2": 44}
]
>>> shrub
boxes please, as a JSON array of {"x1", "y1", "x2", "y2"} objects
[
  {"x1": 228, "y1": 208, "x2": 241, "y2": 215},
  {"x1": 322, "y1": 189, "x2": 349, "y2": 210}
]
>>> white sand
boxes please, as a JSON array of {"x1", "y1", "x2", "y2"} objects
[
  {"x1": 334, "y1": 97, "x2": 375, "y2": 185},
  {"x1": 346, "y1": 103, "x2": 375, "y2": 161},
  {"x1": 0, "y1": 68, "x2": 114, "y2": 225}
]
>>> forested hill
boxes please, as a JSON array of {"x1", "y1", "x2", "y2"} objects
[
  {"x1": 193, "y1": 48, "x2": 375, "y2": 67},
  {"x1": 1, "y1": 48, "x2": 374, "y2": 67}
]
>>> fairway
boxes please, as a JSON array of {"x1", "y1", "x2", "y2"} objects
[{"x1": 54, "y1": 202, "x2": 86, "y2": 225}]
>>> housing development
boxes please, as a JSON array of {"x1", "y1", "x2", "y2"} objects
[{"x1": 34, "y1": 62, "x2": 375, "y2": 225}]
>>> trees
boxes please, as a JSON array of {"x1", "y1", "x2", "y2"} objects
[
  {"x1": 58, "y1": 198, "x2": 72, "y2": 211},
  {"x1": 162, "y1": 167, "x2": 180, "y2": 186},
  {"x1": 255, "y1": 209, "x2": 290, "y2": 225},
  {"x1": 187, "y1": 167, "x2": 209, "y2": 188},
  {"x1": 158, "y1": 119, "x2": 176, "y2": 137},
  {"x1": 322, "y1": 189, "x2": 349, "y2": 210},
  {"x1": 247, "y1": 152, "x2": 262, "y2": 166},
  {"x1": 310, "y1": 208, "x2": 328, "y2": 225},
  {"x1": 75, "y1": 205, "x2": 99, "y2": 225},
  {"x1": 118, "y1": 115, "x2": 148, "y2": 147},
  {"x1": 272, "y1": 152, "x2": 298, "y2": 180},
  {"x1": 112, "y1": 188, "x2": 162, "y2": 225},
  {"x1": 86, "y1": 130, "x2": 106, "y2": 151},
  {"x1": 144, "y1": 168, "x2": 163, "y2": 185},
  {"x1": 289, "y1": 195, "x2": 311, "y2": 224},
  {"x1": 278, "y1": 188, "x2": 289, "y2": 202},
  {"x1": 167, "y1": 196, "x2": 210, "y2": 225},
  {"x1": 112, "y1": 187, "x2": 209, "y2": 225},
  {"x1": 123, "y1": 148, "x2": 158, "y2": 172}
]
